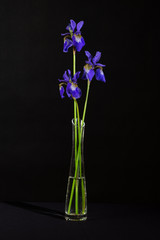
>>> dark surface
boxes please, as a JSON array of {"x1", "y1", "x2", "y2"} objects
[{"x1": 0, "y1": 202, "x2": 160, "y2": 240}]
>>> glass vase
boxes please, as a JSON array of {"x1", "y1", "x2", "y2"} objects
[{"x1": 65, "y1": 118, "x2": 87, "y2": 221}]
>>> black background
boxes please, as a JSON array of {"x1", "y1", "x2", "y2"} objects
[{"x1": 0, "y1": 1, "x2": 158, "y2": 203}]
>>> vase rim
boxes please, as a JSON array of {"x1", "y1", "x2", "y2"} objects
[{"x1": 71, "y1": 118, "x2": 85, "y2": 128}]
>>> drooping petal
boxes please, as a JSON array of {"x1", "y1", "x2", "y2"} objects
[
  {"x1": 66, "y1": 82, "x2": 72, "y2": 98},
  {"x1": 83, "y1": 64, "x2": 95, "y2": 81},
  {"x1": 72, "y1": 71, "x2": 81, "y2": 83},
  {"x1": 76, "y1": 21, "x2": 84, "y2": 32},
  {"x1": 87, "y1": 69, "x2": 95, "y2": 81},
  {"x1": 59, "y1": 85, "x2": 65, "y2": 98},
  {"x1": 72, "y1": 86, "x2": 82, "y2": 99},
  {"x1": 72, "y1": 34, "x2": 85, "y2": 52},
  {"x1": 80, "y1": 36, "x2": 85, "y2": 49},
  {"x1": 95, "y1": 68, "x2": 106, "y2": 82},
  {"x1": 70, "y1": 84, "x2": 82, "y2": 99},
  {"x1": 70, "y1": 19, "x2": 76, "y2": 32},
  {"x1": 63, "y1": 38, "x2": 73, "y2": 52},
  {"x1": 66, "y1": 82, "x2": 82, "y2": 99},
  {"x1": 92, "y1": 51, "x2": 101, "y2": 64}
]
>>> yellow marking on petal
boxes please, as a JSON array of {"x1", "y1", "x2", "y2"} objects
[
  {"x1": 95, "y1": 65, "x2": 103, "y2": 70},
  {"x1": 59, "y1": 83, "x2": 67, "y2": 87},
  {"x1": 84, "y1": 64, "x2": 93, "y2": 73},
  {"x1": 71, "y1": 82, "x2": 78, "y2": 88},
  {"x1": 64, "y1": 35, "x2": 71, "y2": 42},
  {"x1": 74, "y1": 34, "x2": 82, "y2": 43}
]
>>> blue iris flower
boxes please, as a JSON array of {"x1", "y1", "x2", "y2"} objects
[
  {"x1": 82, "y1": 51, "x2": 106, "y2": 82},
  {"x1": 58, "y1": 69, "x2": 82, "y2": 99},
  {"x1": 61, "y1": 19, "x2": 85, "y2": 53}
]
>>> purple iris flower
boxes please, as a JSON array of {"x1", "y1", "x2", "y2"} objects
[
  {"x1": 58, "y1": 69, "x2": 82, "y2": 99},
  {"x1": 82, "y1": 51, "x2": 106, "y2": 82},
  {"x1": 61, "y1": 19, "x2": 85, "y2": 53}
]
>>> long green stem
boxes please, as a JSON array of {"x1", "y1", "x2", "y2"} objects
[
  {"x1": 75, "y1": 101, "x2": 81, "y2": 175},
  {"x1": 67, "y1": 101, "x2": 81, "y2": 214},
  {"x1": 73, "y1": 48, "x2": 78, "y2": 214},
  {"x1": 74, "y1": 100, "x2": 78, "y2": 214},
  {"x1": 78, "y1": 80, "x2": 90, "y2": 212},
  {"x1": 76, "y1": 101, "x2": 85, "y2": 213},
  {"x1": 73, "y1": 48, "x2": 77, "y2": 158},
  {"x1": 81, "y1": 79, "x2": 90, "y2": 130},
  {"x1": 73, "y1": 47, "x2": 76, "y2": 75},
  {"x1": 67, "y1": 80, "x2": 91, "y2": 214},
  {"x1": 74, "y1": 100, "x2": 77, "y2": 158}
]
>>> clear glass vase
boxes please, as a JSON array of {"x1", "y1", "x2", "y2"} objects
[{"x1": 65, "y1": 118, "x2": 87, "y2": 221}]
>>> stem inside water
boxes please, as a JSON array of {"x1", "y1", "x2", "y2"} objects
[{"x1": 76, "y1": 101, "x2": 85, "y2": 213}]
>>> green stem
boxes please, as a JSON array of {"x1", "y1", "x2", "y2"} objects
[
  {"x1": 76, "y1": 101, "x2": 81, "y2": 176},
  {"x1": 73, "y1": 48, "x2": 77, "y2": 158},
  {"x1": 67, "y1": 80, "x2": 91, "y2": 214},
  {"x1": 81, "y1": 79, "x2": 90, "y2": 130},
  {"x1": 74, "y1": 100, "x2": 77, "y2": 158},
  {"x1": 76, "y1": 101, "x2": 85, "y2": 213},
  {"x1": 74, "y1": 100, "x2": 78, "y2": 214},
  {"x1": 73, "y1": 48, "x2": 78, "y2": 214},
  {"x1": 73, "y1": 47, "x2": 76, "y2": 75},
  {"x1": 79, "y1": 79, "x2": 90, "y2": 212},
  {"x1": 67, "y1": 48, "x2": 77, "y2": 215}
]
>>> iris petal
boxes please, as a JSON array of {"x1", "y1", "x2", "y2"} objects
[
  {"x1": 73, "y1": 86, "x2": 82, "y2": 99},
  {"x1": 66, "y1": 24, "x2": 70, "y2": 31},
  {"x1": 70, "y1": 19, "x2": 76, "y2": 32},
  {"x1": 66, "y1": 82, "x2": 82, "y2": 99},
  {"x1": 82, "y1": 71, "x2": 87, "y2": 80},
  {"x1": 77, "y1": 21, "x2": 84, "y2": 32},
  {"x1": 95, "y1": 68, "x2": 106, "y2": 82},
  {"x1": 92, "y1": 51, "x2": 101, "y2": 64},
  {"x1": 59, "y1": 86, "x2": 65, "y2": 98},
  {"x1": 83, "y1": 64, "x2": 95, "y2": 81},
  {"x1": 67, "y1": 69, "x2": 72, "y2": 80},
  {"x1": 72, "y1": 34, "x2": 85, "y2": 52},
  {"x1": 63, "y1": 38, "x2": 73, "y2": 52},
  {"x1": 71, "y1": 85, "x2": 82, "y2": 99},
  {"x1": 85, "y1": 60, "x2": 94, "y2": 67},
  {"x1": 85, "y1": 51, "x2": 92, "y2": 61},
  {"x1": 61, "y1": 32, "x2": 69, "y2": 36},
  {"x1": 58, "y1": 78, "x2": 63, "y2": 82},
  {"x1": 66, "y1": 83, "x2": 72, "y2": 98},
  {"x1": 72, "y1": 71, "x2": 81, "y2": 83},
  {"x1": 63, "y1": 70, "x2": 69, "y2": 82},
  {"x1": 87, "y1": 69, "x2": 95, "y2": 81},
  {"x1": 96, "y1": 63, "x2": 106, "y2": 67}
]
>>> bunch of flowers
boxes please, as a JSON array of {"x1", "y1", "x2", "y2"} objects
[{"x1": 58, "y1": 19, "x2": 106, "y2": 216}]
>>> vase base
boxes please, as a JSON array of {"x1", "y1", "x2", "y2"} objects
[{"x1": 65, "y1": 213, "x2": 87, "y2": 221}]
